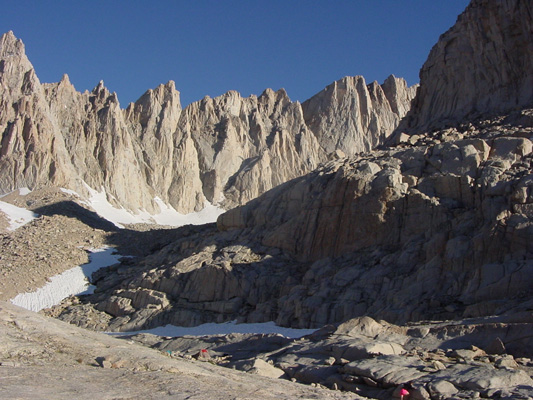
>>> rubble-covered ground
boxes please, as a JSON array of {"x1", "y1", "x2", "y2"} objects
[
  {"x1": 119, "y1": 314, "x2": 533, "y2": 400},
  {"x1": 0, "y1": 186, "x2": 194, "y2": 302}
]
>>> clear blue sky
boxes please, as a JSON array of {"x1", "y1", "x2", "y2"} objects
[{"x1": 1, "y1": 1, "x2": 469, "y2": 107}]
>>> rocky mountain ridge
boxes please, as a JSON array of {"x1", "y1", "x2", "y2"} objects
[
  {"x1": 0, "y1": 30, "x2": 416, "y2": 214},
  {"x1": 303, "y1": 75, "x2": 417, "y2": 156},
  {"x1": 47, "y1": 0, "x2": 532, "y2": 334}
]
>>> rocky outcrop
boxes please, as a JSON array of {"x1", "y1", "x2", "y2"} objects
[
  {"x1": 217, "y1": 115, "x2": 533, "y2": 325},
  {"x1": 303, "y1": 75, "x2": 417, "y2": 157},
  {"x1": 397, "y1": 0, "x2": 533, "y2": 134},
  {"x1": 1, "y1": 301, "x2": 357, "y2": 400},
  {"x1": 0, "y1": 31, "x2": 415, "y2": 214}
]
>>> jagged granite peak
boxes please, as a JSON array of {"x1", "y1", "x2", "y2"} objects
[
  {"x1": 59, "y1": 72, "x2": 70, "y2": 84},
  {"x1": 0, "y1": 30, "x2": 25, "y2": 60},
  {"x1": 302, "y1": 75, "x2": 417, "y2": 157},
  {"x1": 89, "y1": 79, "x2": 120, "y2": 108},
  {"x1": 126, "y1": 80, "x2": 182, "y2": 135},
  {"x1": 397, "y1": 0, "x2": 533, "y2": 135},
  {"x1": 40, "y1": 72, "x2": 159, "y2": 212},
  {"x1": 381, "y1": 74, "x2": 418, "y2": 117},
  {"x1": 124, "y1": 80, "x2": 183, "y2": 207},
  {"x1": 0, "y1": 31, "x2": 36, "y2": 101},
  {"x1": 0, "y1": 30, "x2": 415, "y2": 214},
  {"x1": 0, "y1": 31, "x2": 77, "y2": 194},
  {"x1": 177, "y1": 87, "x2": 326, "y2": 210}
]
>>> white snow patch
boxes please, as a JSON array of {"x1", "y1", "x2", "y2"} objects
[
  {"x1": 150, "y1": 197, "x2": 225, "y2": 227},
  {"x1": 0, "y1": 187, "x2": 32, "y2": 198},
  {"x1": 109, "y1": 321, "x2": 316, "y2": 339},
  {"x1": 79, "y1": 185, "x2": 136, "y2": 228},
  {"x1": 10, "y1": 247, "x2": 122, "y2": 312},
  {"x1": 0, "y1": 200, "x2": 38, "y2": 231},
  {"x1": 79, "y1": 184, "x2": 224, "y2": 229},
  {"x1": 60, "y1": 187, "x2": 80, "y2": 197}
]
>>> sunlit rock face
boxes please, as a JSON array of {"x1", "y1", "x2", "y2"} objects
[
  {"x1": 0, "y1": 30, "x2": 416, "y2": 214},
  {"x1": 396, "y1": 0, "x2": 533, "y2": 135},
  {"x1": 302, "y1": 75, "x2": 417, "y2": 156},
  {"x1": 174, "y1": 88, "x2": 326, "y2": 211},
  {"x1": 0, "y1": 31, "x2": 77, "y2": 194}
]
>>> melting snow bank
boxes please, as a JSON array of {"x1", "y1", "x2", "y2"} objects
[
  {"x1": 11, "y1": 247, "x2": 122, "y2": 312},
  {"x1": 65, "y1": 185, "x2": 225, "y2": 229},
  {"x1": 0, "y1": 200, "x2": 38, "y2": 230},
  {"x1": 149, "y1": 197, "x2": 225, "y2": 227},
  {"x1": 108, "y1": 321, "x2": 317, "y2": 339},
  {"x1": 0, "y1": 188, "x2": 38, "y2": 230}
]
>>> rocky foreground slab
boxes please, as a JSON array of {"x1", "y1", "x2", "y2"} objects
[
  {"x1": 0, "y1": 301, "x2": 358, "y2": 400},
  {"x1": 3, "y1": 299, "x2": 533, "y2": 399}
]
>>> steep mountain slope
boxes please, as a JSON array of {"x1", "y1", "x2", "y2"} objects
[
  {"x1": 396, "y1": 0, "x2": 533, "y2": 134},
  {"x1": 0, "y1": 31, "x2": 415, "y2": 214},
  {"x1": 0, "y1": 32, "x2": 77, "y2": 194},
  {"x1": 48, "y1": 0, "x2": 533, "y2": 332},
  {"x1": 303, "y1": 75, "x2": 416, "y2": 156}
]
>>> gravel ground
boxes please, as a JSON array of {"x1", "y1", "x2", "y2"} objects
[{"x1": 0, "y1": 187, "x2": 185, "y2": 302}]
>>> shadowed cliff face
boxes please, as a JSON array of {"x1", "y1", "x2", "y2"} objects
[
  {"x1": 396, "y1": 0, "x2": 533, "y2": 135},
  {"x1": 0, "y1": 30, "x2": 416, "y2": 214}
]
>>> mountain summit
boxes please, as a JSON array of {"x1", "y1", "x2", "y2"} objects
[{"x1": 0, "y1": 33, "x2": 415, "y2": 214}]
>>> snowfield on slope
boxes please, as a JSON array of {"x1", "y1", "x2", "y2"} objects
[
  {"x1": 0, "y1": 188, "x2": 38, "y2": 230},
  {"x1": 1, "y1": 185, "x2": 224, "y2": 231},
  {"x1": 10, "y1": 247, "x2": 122, "y2": 311},
  {"x1": 69, "y1": 184, "x2": 225, "y2": 229}
]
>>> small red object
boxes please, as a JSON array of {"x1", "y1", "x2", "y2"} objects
[
  {"x1": 201, "y1": 349, "x2": 208, "y2": 353},
  {"x1": 400, "y1": 388, "x2": 410, "y2": 396}
]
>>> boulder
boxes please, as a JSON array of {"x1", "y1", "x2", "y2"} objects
[{"x1": 343, "y1": 356, "x2": 428, "y2": 387}]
